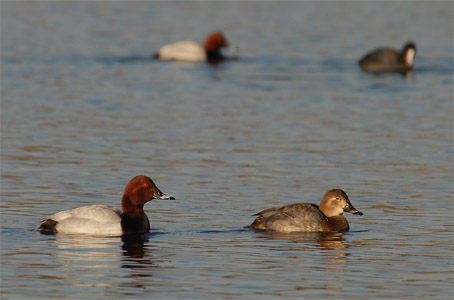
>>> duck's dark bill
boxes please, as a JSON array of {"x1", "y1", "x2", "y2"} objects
[
  {"x1": 344, "y1": 202, "x2": 363, "y2": 216},
  {"x1": 351, "y1": 210, "x2": 363, "y2": 216}
]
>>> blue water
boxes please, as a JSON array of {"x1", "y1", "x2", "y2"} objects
[{"x1": 1, "y1": 2, "x2": 453, "y2": 299}]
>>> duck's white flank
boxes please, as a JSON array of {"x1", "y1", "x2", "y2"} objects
[
  {"x1": 48, "y1": 205, "x2": 122, "y2": 235},
  {"x1": 157, "y1": 41, "x2": 206, "y2": 62}
]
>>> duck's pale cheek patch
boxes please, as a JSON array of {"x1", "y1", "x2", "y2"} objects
[{"x1": 405, "y1": 49, "x2": 416, "y2": 66}]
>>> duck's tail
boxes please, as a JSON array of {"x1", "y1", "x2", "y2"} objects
[{"x1": 38, "y1": 219, "x2": 58, "y2": 235}]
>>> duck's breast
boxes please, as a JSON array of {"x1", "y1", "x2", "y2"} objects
[
  {"x1": 49, "y1": 205, "x2": 122, "y2": 235},
  {"x1": 322, "y1": 215, "x2": 350, "y2": 232},
  {"x1": 158, "y1": 40, "x2": 206, "y2": 62}
]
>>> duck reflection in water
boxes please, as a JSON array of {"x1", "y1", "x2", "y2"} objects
[
  {"x1": 122, "y1": 234, "x2": 149, "y2": 260},
  {"x1": 258, "y1": 231, "x2": 347, "y2": 251},
  {"x1": 121, "y1": 234, "x2": 155, "y2": 286}
]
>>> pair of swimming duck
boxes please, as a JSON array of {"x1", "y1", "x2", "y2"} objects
[
  {"x1": 38, "y1": 175, "x2": 363, "y2": 235},
  {"x1": 154, "y1": 31, "x2": 417, "y2": 72}
]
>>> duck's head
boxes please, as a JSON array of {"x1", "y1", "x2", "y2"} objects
[
  {"x1": 402, "y1": 42, "x2": 416, "y2": 68},
  {"x1": 204, "y1": 31, "x2": 229, "y2": 52},
  {"x1": 319, "y1": 189, "x2": 363, "y2": 218},
  {"x1": 121, "y1": 175, "x2": 174, "y2": 213}
]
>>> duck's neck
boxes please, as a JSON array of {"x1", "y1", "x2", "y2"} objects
[
  {"x1": 121, "y1": 195, "x2": 150, "y2": 234},
  {"x1": 322, "y1": 215, "x2": 350, "y2": 232},
  {"x1": 121, "y1": 195, "x2": 142, "y2": 217},
  {"x1": 206, "y1": 50, "x2": 223, "y2": 63}
]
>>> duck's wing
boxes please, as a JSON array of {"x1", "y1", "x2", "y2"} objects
[
  {"x1": 252, "y1": 206, "x2": 279, "y2": 217},
  {"x1": 49, "y1": 205, "x2": 122, "y2": 223},
  {"x1": 275, "y1": 203, "x2": 325, "y2": 221}
]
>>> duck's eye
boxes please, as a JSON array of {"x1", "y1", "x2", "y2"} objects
[
  {"x1": 335, "y1": 197, "x2": 341, "y2": 201},
  {"x1": 143, "y1": 183, "x2": 150, "y2": 188}
]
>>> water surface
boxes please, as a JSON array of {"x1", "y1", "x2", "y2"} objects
[{"x1": 1, "y1": 2, "x2": 453, "y2": 299}]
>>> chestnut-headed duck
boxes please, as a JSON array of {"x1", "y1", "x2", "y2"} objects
[
  {"x1": 154, "y1": 31, "x2": 231, "y2": 63},
  {"x1": 248, "y1": 189, "x2": 363, "y2": 233},
  {"x1": 359, "y1": 41, "x2": 416, "y2": 73},
  {"x1": 38, "y1": 175, "x2": 174, "y2": 235}
]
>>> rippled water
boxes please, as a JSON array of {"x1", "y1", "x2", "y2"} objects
[{"x1": 1, "y1": 2, "x2": 453, "y2": 299}]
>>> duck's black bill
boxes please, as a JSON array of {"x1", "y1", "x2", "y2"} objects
[
  {"x1": 344, "y1": 202, "x2": 363, "y2": 216},
  {"x1": 351, "y1": 210, "x2": 363, "y2": 216}
]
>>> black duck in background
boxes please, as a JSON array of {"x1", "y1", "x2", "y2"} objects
[{"x1": 359, "y1": 42, "x2": 416, "y2": 74}]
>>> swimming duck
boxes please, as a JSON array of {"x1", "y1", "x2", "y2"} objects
[
  {"x1": 248, "y1": 189, "x2": 362, "y2": 233},
  {"x1": 154, "y1": 31, "x2": 230, "y2": 63},
  {"x1": 358, "y1": 42, "x2": 416, "y2": 72},
  {"x1": 38, "y1": 175, "x2": 174, "y2": 235}
]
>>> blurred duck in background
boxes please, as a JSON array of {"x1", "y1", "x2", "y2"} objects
[
  {"x1": 154, "y1": 31, "x2": 235, "y2": 64},
  {"x1": 359, "y1": 41, "x2": 416, "y2": 74}
]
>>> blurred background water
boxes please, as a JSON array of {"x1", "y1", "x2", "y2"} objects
[{"x1": 1, "y1": 1, "x2": 453, "y2": 299}]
